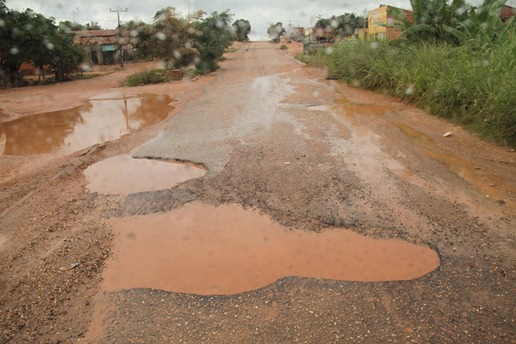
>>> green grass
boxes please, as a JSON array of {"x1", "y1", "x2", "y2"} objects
[
  {"x1": 126, "y1": 69, "x2": 183, "y2": 86},
  {"x1": 294, "y1": 53, "x2": 310, "y2": 64},
  {"x1": 315, "y1": 40, "x2": 516, "y2": 147}
]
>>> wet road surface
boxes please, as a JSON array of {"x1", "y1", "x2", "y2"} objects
[
  {"x1": 85, "y1": 42, "x2": 515, "y2": 343},
  {"x1": 0, "y1": 42, "x2": 514, "y2": 343}
]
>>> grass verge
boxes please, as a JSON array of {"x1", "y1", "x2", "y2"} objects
[{"x1": 314, "y1": 40, "x2": 516, "y2": 147}]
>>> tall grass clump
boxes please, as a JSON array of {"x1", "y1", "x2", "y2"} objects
[
  {"x1": 126, "y1": 68, "x2": 184, "y2": 86},
  {"x1": 126, "y1": 69, "x2": 169, "y2": 86},
  {"x1": 321, "y1": 39, "x2": 515, "y2": 147}
]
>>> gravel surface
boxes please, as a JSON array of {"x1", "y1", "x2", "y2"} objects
[{"x1": 0, "y1": 41, "x2": 514, "y2": 343}]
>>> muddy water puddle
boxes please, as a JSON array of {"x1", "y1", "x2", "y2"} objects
[
  {"x1": 0, "y1": 94, "x2": 173, "y2": 155},
  {"x1": 395, "y1": 123, "x2": 516, "y2": 209},
  {"x1": 334, "y1": 98, "x2": 401, "y2": 116},
  {"x1": 84, "y1": 155, "x2": 206, "y2": 195},
  {"x1": 104, "y1": 203, "x2": 440, "y2": 295}
]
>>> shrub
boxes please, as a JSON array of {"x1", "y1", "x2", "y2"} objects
[
  {"x1": 126, "y1": 68, "x2": 183, "y2": 86},
  {"x1": 315, "y1": 40, "x2": 516, "y2": 147}
]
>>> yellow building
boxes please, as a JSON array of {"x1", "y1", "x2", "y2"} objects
[{"x1": 367, "y1": 5, "x2": 414, "y2": 40}]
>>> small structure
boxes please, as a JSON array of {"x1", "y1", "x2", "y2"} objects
[
  {"x1": 367, "y1": 5, "x2": 414, "y2": 40},
  {"x1": 74, "y1": 30, "x2": 131, "y2": 65},
  {"x1": 311, "y1": 27, "x2": 336, "y2": 43}
]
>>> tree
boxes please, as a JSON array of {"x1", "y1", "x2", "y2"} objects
[
  {"x1": 85, "y1": 21, "x2": 102, "y2": 30},
  {"x1": 392, "y1": 0, "x2": 469, "y2": 44},
  {"x1": 0, "y1": 8, "x2": 47, "y2": 86},
  {"x1": 25, "y1": 12, "x2": 61, "y2": 80},
  {"x1": 232, "y1": 19, "x2": 251, "y2": 42},
  {"x1": 0, "y1": 6, "x2": 85, "y2": 87},
  {"x1": 58, "y1": 20, "x2": 85, "y2": 32},
  {"x1": 335, "y1": 13, "x2": 366, "y2": 37},
  {"x1": 315, "y1": 13, "x2": 366, "y2": 38},
  {"x1": 194, "y1": 10, "x2": 235, "y2": 73},
  {"x1": 391, "y1": 0, "x2": 514, "y2": 45},
  {"x1": 315, "y1": 18, "x2": 332, "y2": 29},
  {"x1": 443, "y1": 0, "x2": 515, "y2": 45},
  {"x1": 267, "y1": 22, "x2": 285, "y2": 42},
  {"x1": 51, "y1": 32, "x2": 85, "y2": 81},
  {"x1": 133, "y1": 7, "x2": 199, "y2": 69}
]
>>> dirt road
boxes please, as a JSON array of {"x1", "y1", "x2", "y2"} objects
[{"x1": 0, "y1": 42, "x2": 514, "y2": 343}]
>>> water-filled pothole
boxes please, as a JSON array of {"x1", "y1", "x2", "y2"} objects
[
  {"x1": 84, "y1": 155, "x2": 206, "y2": 195},
  {"x1": 103, "y1": 203, "x2": 440, "y2": 295},
  {"x1": 0, "y1": 94, "x2": 173, "y2": 155}
]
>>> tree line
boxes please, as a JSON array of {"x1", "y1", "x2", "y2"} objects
[
  {"x1": 131, "y1": 7, "x2": 251, "y2": 74},
  {"x1": 0, "y1": 1, "x2": 252, "y2": 87},
  {"x1": 267, "y1": 13, "x2": 366, "y2": 42}
]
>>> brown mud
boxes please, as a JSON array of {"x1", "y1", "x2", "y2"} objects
[{"x1": 0, "y1": 42, "x2": 514, "y2": 343}]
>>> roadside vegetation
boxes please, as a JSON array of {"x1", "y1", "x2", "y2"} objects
[
  {"x1": 0, "y1": 1, "x2": 86, "y2": 87},
  {"x1": 0, "y1": 0, "x2": 252, "y2": 88},
  {"x1": 125, "y1": 68, "x2": 184, "y2": 86},
  {"x1": 301, "y1": 0, "x2": 515, "y2": 147},
  {"x1": 126, "y1": 7, "x2": 251, "y2": 85}
]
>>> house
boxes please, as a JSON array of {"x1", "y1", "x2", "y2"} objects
[
  {"x1": 367, "y1": 5, "x2": 414, "y2": 40},
  {"x1": 74, "y1": 30, "x2": 131, "y2": 65}
]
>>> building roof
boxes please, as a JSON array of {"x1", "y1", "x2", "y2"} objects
[{"x1": 74, "y1": 29, "x2": 130, "y2": 45}]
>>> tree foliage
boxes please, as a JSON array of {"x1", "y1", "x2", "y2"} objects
[
  {"x1": 392, "y1": 0, "x2": 514, "y2": 45},
  {"x1": 132, "y1": 8, "x2": 238, "y2": 74},
  {"x1": 0, "y1": 6, "x2": 85, "y2": 87},
  {"x1": 267, "y1": 22, "x2": 285, "y2": 42},
  {"x1": 315, "y1": 13, "x2": 366, "y2": 37},
  {"x1": 85, "y1": 21, "x2": 102, "y2": 30},
  {"x1": 232, "y1": 19, "x2": 251, "y2": 42},
  {"x1": 132, "y1": 7, "x2": 199, "y2": 69},
  {"x1": 58, "y1": 20, "x2": 86, "y2": 32},
  {"x1": 194, "y1": 10, "x2": 235, "y2": 73},
  {"x1": 444, "y1": 0, "x2": 515, "y2": 45}
]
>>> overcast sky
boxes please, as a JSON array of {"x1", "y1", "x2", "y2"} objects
[{"x1": 7, "y1": 0, "x2": 503, "y2": 40}]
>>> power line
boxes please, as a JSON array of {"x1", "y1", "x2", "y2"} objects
[{"x1": 109, "y1": 7, "x2": 128, "y2": 67}]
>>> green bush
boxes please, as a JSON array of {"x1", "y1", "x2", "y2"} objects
[
  {"x1": 126, "y1": 68, "x2": 182, "y2": 86},
  {"x1": 318, "y1": 40, "x2": 516, "y2": 147}
]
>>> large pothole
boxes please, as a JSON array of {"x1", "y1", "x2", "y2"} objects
[
  {"x1": 0, "y1": 93, "x2": 173, "y2": 155},
  {"x1": 103, "y1": 202, "x2": 440, "y2": 295},
  {"x1": 84, "y1": 155, "x2": 206, "y2": 195}
]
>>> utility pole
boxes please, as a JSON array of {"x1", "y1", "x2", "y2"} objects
[{"x1": 109, "y1": 7, "x2": 128, "y2": 67}]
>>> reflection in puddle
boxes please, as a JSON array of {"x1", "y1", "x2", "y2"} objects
[
  {"x1": 84, "y1": 155, "x2": 206, "y2": 195},
  {"x1": 104, "y1": 203, "x2": 440, "y2": 295},
  {"x1": 0, "y1": 94, "x2": 174, "y2": 155}
]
